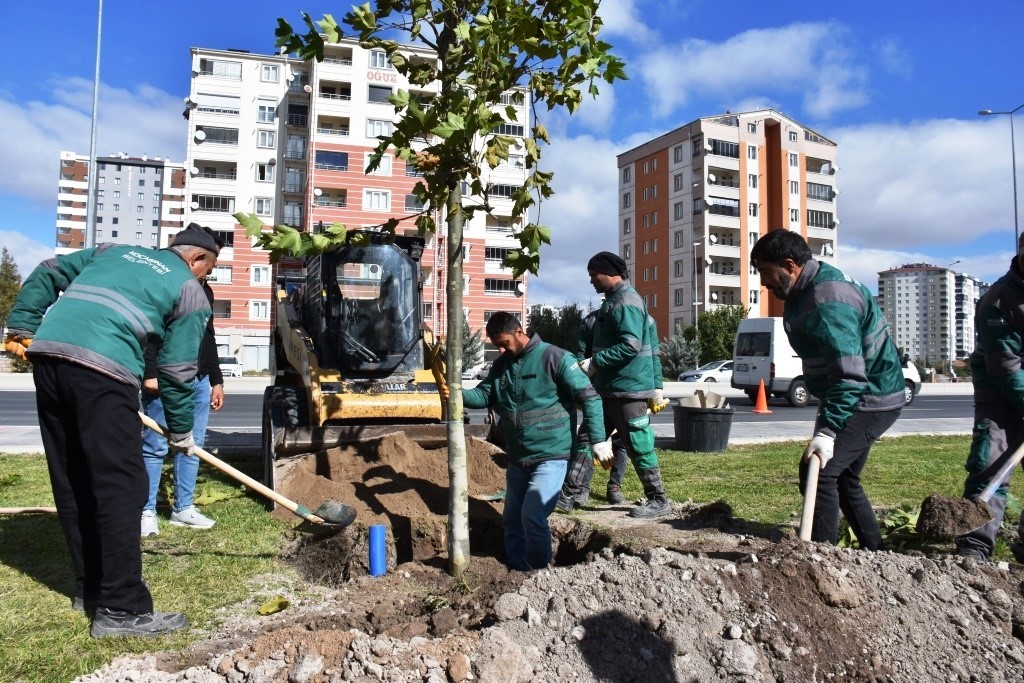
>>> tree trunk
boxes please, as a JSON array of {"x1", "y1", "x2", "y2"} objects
[{"x1": 445, "y1": 189, "x2": 470, "y2": 577}]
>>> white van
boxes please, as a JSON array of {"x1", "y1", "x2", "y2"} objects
[{"x1": 731, "y1": 317, "x2": 921, "y2": 408}]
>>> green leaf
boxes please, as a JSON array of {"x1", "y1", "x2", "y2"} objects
[
  {"x1": 235, "y1": 212, "x2": 267, "y2": 236},
  {"x1": 389, "y1": 89, "x2": 410, "y2": 109},
  {"x1": 257, "y1": 595, "x2": 290, "y2": 616},
  {"x1": 455, "y1": 21, "x2": 471, "y2": 42}
]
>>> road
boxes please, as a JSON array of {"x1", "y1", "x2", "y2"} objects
[{"x1": 0, "y1": 375, "x2": 974, "y2": 453}]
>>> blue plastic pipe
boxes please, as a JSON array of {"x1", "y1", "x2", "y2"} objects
[{"x1": 369, "y1": 525, "x2": 386, "y2": 576}]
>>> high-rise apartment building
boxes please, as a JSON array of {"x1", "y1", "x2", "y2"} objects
[
  {"x1": 876, "y1": 263, "x2": 986, "y2": 366},
  {"x1": 56, "y1": 151, "x2": 185, "y2": 254},
  {"x1": 183, "y1": 41, "x2": 529, "y2": 370},
  {"x1": 616, "y1": 110, "x2": 838, "y2": 336}
]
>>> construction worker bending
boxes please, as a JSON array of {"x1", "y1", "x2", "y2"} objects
[
  {"x1": 4, "y1": 224, "x2": 219, "y2": 637},
  {"x1": 580, "y1": 252, "x2": 670, "y2": 519},
  {"x1": 955, "y1": 233, "x2": 1024, "y2": 563},
  {"x1": 750, "y1": 230, "x2": 904, "y2": 549},
  {"x1": 457, "y1": 312, "x2": 608, "y2": 570}
]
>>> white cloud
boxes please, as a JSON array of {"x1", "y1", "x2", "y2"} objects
[
  {"x1": 0, "y1": 230, "x2": 54, "y2": 279},
  {"x1": 832, "y1": 117, "x2": 1017, "y2": 251},
  {"x1": 640, "y1": 22, "x2": 869, "y2": 120},
  {"x1": 835, "y1": 245, "x2": 1012, "y2": 295},
  {"x1": 573, "y1": 82, "x2": 618, "y2": 134},
  {"x1": 598, "y1": 0, "x2": 657, "y2": 43},
  {"x1": 0, "y1": 77, "x2": 185, "y2": 207},
  {"x1": 874, "y1": 37, "x2": 912, "y2": 78}
]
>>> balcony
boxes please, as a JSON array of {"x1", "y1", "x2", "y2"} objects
[
  {"x1": 316, "y1": 115, "x2": 351, "y2": 140},
  {"x1": 287, "y1": 113, "x2": 308, "y2": 127}
]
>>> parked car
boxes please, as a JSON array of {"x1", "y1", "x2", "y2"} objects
[
  {"x1": 678, "y1": 360, "x2": 733, "y2": 383},
  {"x1": 475, "y1": 362, "x2": 493, "y2": 379},
  {"x1": 219, "y1": 356, "x2": 243, "y2": 377},
  {"x1": 462, "y1": 363, "x2": 485, "y2": 380}
]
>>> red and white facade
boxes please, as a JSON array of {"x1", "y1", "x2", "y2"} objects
[{"x1": 184, "y1": 42, "x2": 529, "y2": 370}]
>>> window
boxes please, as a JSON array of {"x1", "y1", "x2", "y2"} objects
[
  {"x1": 750, "y1": 290, "x2": 759, "y2": 304},
  {"x1": 152, "y1": 194, "x2": 159, "y2": 201},
  {"x1": 708, "y1": 139, "x2": 739, "y2": 158},
  {"x1": 251, "y1": 265, "x2": 270, "y2": 286},
  {"x1": 111, "y1": 228, "x2": 118, "y2": 235},
  {"x1": 651, "y1": 184, "x2": 657, "y2": 198},
  {"x1": 256, "y1": 163, "x2": 274, "y2": 182},
  {"x1": 286, "y1": 135, "x2": 306, "y2": 159},
  {"x1": 747, "y1": 146, "x2": 757, "y2": 160},
  {"x1": 790, "y1": 208, "x2": 800, "y2": 222},
  {"x1": 208, "y1": 266, "x2": 232, "y2": 284},
  {"x1": 807, "y1": 182, "x2": 833, "y2": 202},
  {"x1": 257, "y1": 102, "x2": 276, "y2": 123},
  {"x1": 674, "y1": 202, "x2": 685, "y2": 220},
  {"x1": 484, "y1": 278, "x2": 519, "y2": 295},
  {"x1": 674, "y1": 260, "x2": 685, "y2": 277},
  {"x1": 623, "y1": 218, "x2": 631, "y2": 234},
  {"x1": 250, "y1": 300, "x2": 270, "y2": 320},
  {"x1": 151, "y1": 232, "x2": 158, "y2": 240},
  {"x1": 364, "y1": 189, "x2": 390, "y2": 210},
  {"x1": 199, "y1": 58, "x2": 242, "y2": 79},
  {"x1": 255, "y1": 197, "x2": 273, "y2": 216},
  {"x1": 369, "y1": 50, "x2": 390, "y2": 69},
  {"x1": 192, "y1": 194, "x2": 235, "y2": 213},
  {"x1": 789, "y1": 153, "x2": 798, "y2": 167},
  {"x1": 113, "y1": 191, "x2": 119, "y2": 198},
  {"x1": 673, "y1": 145, "x2": 683, "y2": 163},
  {"x1": 98, "y1": 177, "x2": 105, "y2": 184},
  {"x1": 152, "y1": 220, "x2": 160, "y2": 227},
  {"x1": 114, "y1": 178, "x2": 121, "y2": 185},
  {"x1": 748, "y1": 174, "x2": 758, "y2": 189},
  {"x1": 366, "y1": 119, "x2": 393, "y2": 138},
  {"x1": 492, "y1": 123, "x2": 524, "y2": 136},
  {"x1": 692, "y1": 198, "x2": 703, "y2": 214},
  {"x1": 488, "y1": 184, "x2": 520, "y2": 198},
  {"x1": 314, "y1": 150, "x2": 348, "y2": 171},
  {"x1": 257, "y1": 130, "x2": 276, "y2": 148},
  {"x1": 675, "y1": 289, "x2": 684, "y2": 306},
  {"x1": 136, "y1": 192, "x2": 143, "y2": 200},
  {"x1": 643, "y1": 214, "x2": 650, "y2": 228},
  {"x1": 370, "y1": 155, "x2": 392, "y2": 175},
  {"x1": 643, "y1": 240, "x2": 649, "y2": 255},
  {"x1": 404, "y1": 194, "x2": 425, "y2": 212},
  {"x1": 623, "y1": 244, "x2": 632, "y2": 259},
  {"x1": 368, "y1": 85, "x2": 392, "y2": 104},
  {"x1": 111, "y1": 219, "x2": 118, "y2": 226},
  {"x1": 747, "y1": 122, "x2": 757, "y2": 133},
  {"x1": 749, "y1": 203, "x2": 758, "y2": 217},
  {"x1": 652, "y1": 158, "x2": 657, "y2": 170},
  {"x1": 790, "y1": 180, "x2": 799, "y2": 194},
  {"x1": 642, "y1": 161, "x2": 649, "y2": 174},
  {"x1": 674, "y1": 231, "x2": 685, "y2": 248},
  {"x1": 622, "y1": 192, "x2": 631, "y2": 209},
  {"x1": 198, "y1": 126, "x2": 239, "y2": 145},
  {"x1": 651, "y1": 239, "x2": 658, "y2": 252},
  {"x1": 692, "y1": 139, "x2": 703, "y2": 157},
  {"x1": 195, "y1": 92, "x2": 240, "y2": 115},
  {"x1": 789, "y1": 131, "x2": 798, "y2": 142},
  {"x1": 261, "y1": 64, "x2": 279, "y2": 82},
  {"x1": 97, "y1": 189, "x2": 104, "y2": 197},
  {"x1": 97, "y1": 203, "x2": 104, "y2": 210},
  {"x1": 154, "y1": 181, "x2": 161, "y2": 188},
  {"x1": 808, "y1": 209, "x2": 834, "y2": 228},
  {"x1": 674, "y1": 174, "x2": 684, "y2": 192},
  {"x1": 283, "y1": 201, "x2": 302, "y2": 226},
  {"x1": 113, "y1": 203, "x2": 120, "y2": 211},
  {"x1": 485, "y1": 246, "x2": 511, "y2": 264},
  {"x1": 138, "y1": 179, "x2": 145, "y2": 187}
]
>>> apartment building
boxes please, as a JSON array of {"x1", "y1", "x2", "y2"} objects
[
  {"x1": 184, "y1": 42, "x2": 529, "y2": 370},
  {"x1": 56, "y1": 151, "x2": 185, "y2": 254},
  {"x1": 876, "y1": 263, "x2": 986, "y2": 366},
  {"x1": 616, "y1": 110, "x2": 839, "y2": 336}
]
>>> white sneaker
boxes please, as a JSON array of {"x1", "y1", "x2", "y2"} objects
[
  {"x1": 141, "y1": 510, "x2": 159, "y2": 537},
  {"x1": 169, "y1": 506, "x2": 215, "y2": 529}
]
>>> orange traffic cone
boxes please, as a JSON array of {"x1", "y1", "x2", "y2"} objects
[{"x1": 752, "y1": 379, "x2": 772, "y2": 414}]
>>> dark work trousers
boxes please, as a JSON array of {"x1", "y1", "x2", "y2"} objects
[
  {"x1": 799, "y1": 408, "x2": 902, "y2": 549},
  {"x1": 33, "y1": 357, "x2": 154, "y2": 615}
]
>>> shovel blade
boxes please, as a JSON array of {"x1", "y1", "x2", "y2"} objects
[
  {"x1": 916, "y1": 494, "x2": 995, "y2": 539},
  {"x1": 292, "y1": 501, "x2": 357, "y2": 536}
]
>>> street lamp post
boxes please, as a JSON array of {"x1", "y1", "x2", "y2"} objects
[
  {"x1": 979, "y1": 104, "x2": 1024, "y2": 251},
  {"x1": 946, "y1": 260, "x2": 962, "y2": 378}
]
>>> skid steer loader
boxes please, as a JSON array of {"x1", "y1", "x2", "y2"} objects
[{"x1": 261, "y1": 230, "x2": 489, "y2": 494}]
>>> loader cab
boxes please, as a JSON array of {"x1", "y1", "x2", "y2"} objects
[{"x1": 318, "y1": 233, "x2": 425, "y2": 378}]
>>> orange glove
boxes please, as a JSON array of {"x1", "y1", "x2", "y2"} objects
[
  {"x1": 4, "y1": 336, "x2": 31, "y2": 360},
  {"x1": 438, "y1": 382, "x2": 450, "y2": 401}
]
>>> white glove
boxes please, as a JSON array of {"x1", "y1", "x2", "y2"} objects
[
  {"x1": 579, "y1": 358, "x2": 596, "y2": 377},
  {"x1": 802, "y1": 432, "x2": 834, "y2": 469},
  {"x1": 591, "y1": 439, "x2": 614, "y2": 467},
  {"x1": 168, "y1": 432, "x2": 196, "y2": 455}
]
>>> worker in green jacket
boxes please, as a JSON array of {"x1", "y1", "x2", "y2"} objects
[
  {"x1": 4, "y1": 224, "x2": 219, "y2": 637},
  {"x1": 751, "y1": 229, "x2": 904, "y2": 549},
  {"x1": 580, "y1": 252, "x2": 671, "y2": 518},
  {"x1": 462, "y1": 312, "x2": 609, "y2": 570}
]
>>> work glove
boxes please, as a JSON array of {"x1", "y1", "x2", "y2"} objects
[
  {"x1": 168, "y1": 432, "x2": 196, "y2": 455},
  {"x1": 438, "y1": 383, "x2": 450, "y2": 401},
  {"x1": 579, "y1": 358, "x2": 596, "y2": 377},
  {"x1": 591, "y1": 440, "x2": 615, "y2": 470},
  {"x1": 802, "y1": 432, "x2": 835, "y2": 469},
  {"x1": 3, "y1": 335, "x2": 31, "y2": 360},
  {"x1": 648, "y1": 389, "x2": 669, "y2": 413}
]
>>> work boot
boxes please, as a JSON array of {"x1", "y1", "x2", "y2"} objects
[
  {"x1": 1010, "y1": 541, "x2": 1024, "y2": 564},
  {"x1": 575, "y1": 488, "x2": 590, "y2": 508},
  {"x1": 90, "y1": 607, "x2": 188, "y2": 638},
  {"x1": 140, "y1": 510, "x2": 159, "y2": 537},
  {"x1": 169, "y1": 506, "x2": 216, "y2": 529},
  {"x1": 72, "y1": 592, "x2": 99, "y2": 614},
  {"x1": 606, "y1": 484, "x2": 625, "y2": 505},
  {"x1": 554, "y1": 494, "x2": 575, "y2": 514},
  {"x1": 954, "y1": 545, "x2": 988, "y2": 562},
  {"x1": 628, "y1": 466, "x2": 672, "y2": 519}
]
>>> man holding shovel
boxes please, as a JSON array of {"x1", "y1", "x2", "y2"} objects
[
  {"x1": 751, "y1": 230, "x2": 905, "y2": 548},
  {"x1": 955, "y1": 234, "x2": 1024, "y2": 563},
  {"x1": 3, "y1": 225, "x2": 219, "y2": 637}
]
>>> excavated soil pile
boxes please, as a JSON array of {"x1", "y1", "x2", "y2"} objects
[
  {"x1": 273, "y1": 433, "x2": 508, "y2": 565},
  {"x1": 74, "y1": 503, "x2": 1024, "y2": 683}
]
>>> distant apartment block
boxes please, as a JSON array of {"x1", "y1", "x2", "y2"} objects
[
  {"x1": 56, "y1": 151, "x2": 185, "y2": 254},
  {"x1": 877, "y1": 263, "x2": 987, "y2": 365},
  {"x1": 616, "y1": 109, "x2": 839, "y2": 336},
  {"x1": 183, "y1": 42, "x2": 530, "y2": 370}
]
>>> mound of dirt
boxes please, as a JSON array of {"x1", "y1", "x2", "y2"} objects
[
  {"x1": 73, "y1": 502, "x2": 1024, "y2": 683},
  {"x1": 917, "y1": 493, "x2": 994, "y2": 539}
]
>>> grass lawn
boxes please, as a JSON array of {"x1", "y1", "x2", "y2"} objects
[{"x1": 0, "y1": 435, "x2": 1021, "y2": 682}]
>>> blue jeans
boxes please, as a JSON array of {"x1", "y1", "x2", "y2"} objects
[
  {"x1": 503, "y1": 458, "x2": 568, "y2": 571},
  {"x1": 141, "y1": 376, "x2": 211, "y2": 513}
]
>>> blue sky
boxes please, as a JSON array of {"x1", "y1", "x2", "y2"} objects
[{"x1": 3, "y1": 1, "x2": 1023, "y2": 306}]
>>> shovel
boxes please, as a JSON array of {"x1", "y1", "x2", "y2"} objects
[
  {"x1": 798, "y1": 455, "x2": 821, "y2": 542},
  {"x1": 138, "y1": 412, "x2": 356, "y2": 533}
]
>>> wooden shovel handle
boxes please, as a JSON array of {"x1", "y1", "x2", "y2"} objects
[
  {"x1": 799, "y1": 456, "x2": 821, "y2": 542},
  {"x1": 137, "y1": 411, "x2": 324, "y2": 523}
]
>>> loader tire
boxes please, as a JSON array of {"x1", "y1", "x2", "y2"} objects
[{"x1": 276, "y1": 386, "x2": 310, "y2": 428}]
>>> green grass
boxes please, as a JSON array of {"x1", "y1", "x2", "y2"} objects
[{"x1": 1, "y1": 436, "x2": 1022, "y2": 681}]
